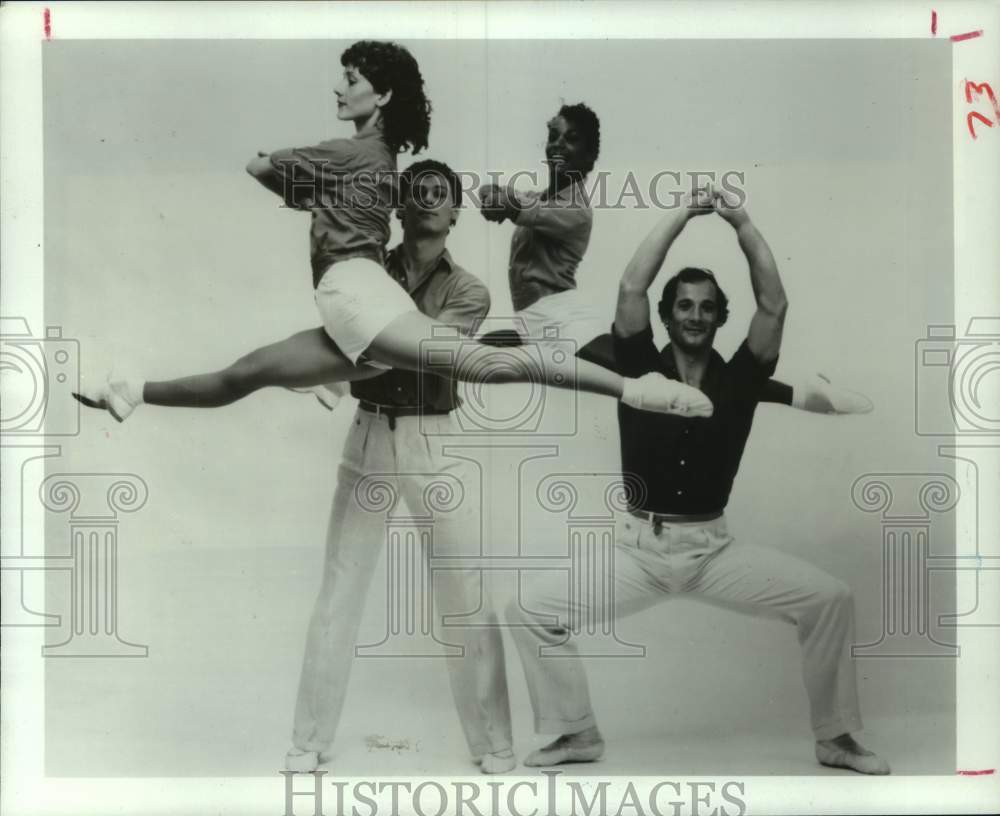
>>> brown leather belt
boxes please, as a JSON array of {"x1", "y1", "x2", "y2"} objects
[
  {"x1": 628, "y1": 507, "x2": 723, "y2": 527},
  {"x1": 358, "y1": 400, "x2": 451, "y2": 430}
]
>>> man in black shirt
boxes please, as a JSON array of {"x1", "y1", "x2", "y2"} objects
[{"x1": 507, "y1": 185, "x2": 889, "y2": 775}]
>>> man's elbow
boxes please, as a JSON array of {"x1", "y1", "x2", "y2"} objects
[
  {"x1": 760, "y1": 292, "x2": 788, "y2": 320},
  {"x1": 618, "y1": 276, "x2": 648, "y2": 298}
]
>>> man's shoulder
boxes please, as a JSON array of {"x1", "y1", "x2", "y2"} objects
[
  {"x1": 445, "y1": 261, "x2": 491, "y2": 301},
  {"x1": 308, "y1": 135, "x2": 395, "y2": 172},
  {"x1": 612, "y1": 324, "x2": 663, "y2": 376}
]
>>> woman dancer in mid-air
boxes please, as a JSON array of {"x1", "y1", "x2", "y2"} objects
[
  {"x1": 75, "y1": 41, "x2": 710, "y2": 422},
  {"x1": 477, "y1": 102, "x2": 872, "y2": 415}
]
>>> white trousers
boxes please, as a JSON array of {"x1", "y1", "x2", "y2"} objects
[
  {"x1": 515, "y1": 289, "x2": 608, "y2": 349},
  {"x1": 507, "y1": 513, "x2": 864, "y2": 741},
  {"x1": 291, "y1": 410, "x2": 511, "y2": 758}
]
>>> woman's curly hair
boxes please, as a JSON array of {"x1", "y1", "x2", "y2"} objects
[{"x1": 342, "y1": 41, "x2": 432, "y2": 156}]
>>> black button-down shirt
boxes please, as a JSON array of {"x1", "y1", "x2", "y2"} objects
[
  {"x1": 351, "y1": 245, "x2": 491, "y2": 411},
  {"x1": 613, "y1": 325, "x2": 778, "y2": 514}
]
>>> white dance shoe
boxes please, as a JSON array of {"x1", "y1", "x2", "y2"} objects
[
  {"x1": 798, "y1": 373, "x2": 874, "y2": 415},
  {"x1": 622, "y1": 372, "x2": 714, "y2": 417},
  {"x1": 284, "y1": 747, "x2": 335, "y2": 773},
  {"x1": 72, "y1": 376, "x2": 142, "y2": 423},
  {"x1": 474, "y1": 749, "x2": 517, "y2": 774}
]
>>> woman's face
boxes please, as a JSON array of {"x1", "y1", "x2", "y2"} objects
[
  {"x1": 545, "y1": 115, "x2": 594, "y2": 177},
  {"x1": 334, "y1": 65, "x2": 383, "y2": 123}
]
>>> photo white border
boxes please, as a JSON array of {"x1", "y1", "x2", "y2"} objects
[{"x1": 2, "y1": 1, "x2": 998, "y2": 814}]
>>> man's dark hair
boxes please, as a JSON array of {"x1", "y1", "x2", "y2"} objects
[
  {"x1": 658, "y1": 267, "x2": 730, "y2": 327},
  {"x1": 399, "y1": 159, "x2": 462, "y2": 208},
  {"x1": 556, "y1": 102, "x2": 600, "y2": 175}
]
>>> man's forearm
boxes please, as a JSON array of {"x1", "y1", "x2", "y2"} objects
[
  {"x1": 736, "y1": 218, "x2": 786, "y2": 315},
  {"x1": 619, "y1": 209, "x2": 691, "y2": 295}
]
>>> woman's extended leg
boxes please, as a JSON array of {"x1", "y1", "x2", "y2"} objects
[
  {"x1": 74, "y1": 328, "x2": 381, "y2": 420},
  {"x1": 365, "y1": 311, "x2": 709, "y2": 414},
  {"x1": 76, "y1": 315, "x2": 711, "y2": 422},
  {"x1": 143, "y1": 328, "x2": 379, "y2": 407}
]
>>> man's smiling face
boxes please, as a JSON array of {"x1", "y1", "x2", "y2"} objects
[{"x1": 664, "y1": 280, "x2": 722, "y2": 353}]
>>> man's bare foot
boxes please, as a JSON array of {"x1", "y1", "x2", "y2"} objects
[
  {"x1": 815, "y1": 733, "x2": 890, "y2": 775},
  {"x1": 524, "y1": 726, "x2": 605, "y2": 767}
]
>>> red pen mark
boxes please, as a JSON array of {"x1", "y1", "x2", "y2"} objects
[
  {"x1": 43, "y1": 7, "x2": 51, "y2": 40},
  {"x1": 964, "y1": 79, "x2": 1000, "y2": 139},
  {"x1": 931, "y1": 10, "x2": 938, "y2": 35},
  {"x1": 957, "y1": 769, "x2": 995, "y2": 776},
  {"x1": 951, "y1": 29, "x2": 984, "y2": 42},
  {"x1": 967, "y1": 111, "x2": 993, "y2": 139},
  {"x1": 965, "y1": 80, "x2": 1000, "y2": 118}
]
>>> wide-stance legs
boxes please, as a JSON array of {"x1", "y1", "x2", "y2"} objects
[{"x1": 506, "y1": 514, "x2": 889, "y2": 774}]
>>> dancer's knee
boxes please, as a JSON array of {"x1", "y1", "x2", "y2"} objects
[
  {"x1": 817, "y1": 577, "x2": 853, "y2": 609},
  {"x1": 223, "y1": 350, "x2": 270, "y2": 394}
]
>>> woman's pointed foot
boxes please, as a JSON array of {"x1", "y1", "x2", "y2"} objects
[{"x1": 73, "y1": 376, "x2": 143, "y2": 423}]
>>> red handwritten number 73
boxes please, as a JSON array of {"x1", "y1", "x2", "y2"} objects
[{"x1": 965, "y1": 80, "x2": 1000, "y2": 139}]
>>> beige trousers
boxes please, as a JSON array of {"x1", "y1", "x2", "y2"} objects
[
  {"x1": 507, "y1": 512, "x2": 863, "y2": 741},
  {"x1": 291, "y1": 409, "x2": 511, "y2": 758}
]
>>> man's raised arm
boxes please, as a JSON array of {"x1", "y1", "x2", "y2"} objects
[
  {"x1": 614, "y1": 188, "x2": 714, "y2": 338},
  {"x1": 714, "y1": 190, "x2": 787, "y2": 362}
]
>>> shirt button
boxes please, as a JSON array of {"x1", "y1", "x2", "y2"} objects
[
  {"x1": 676, "y1": 489, "x2": 683, "y2": 496},
  {"x1": 680, "y1": 459, "x2": 686, "y2": 466}
]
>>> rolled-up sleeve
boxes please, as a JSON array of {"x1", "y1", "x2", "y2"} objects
[
  {"x1": 436, "y1": 275, "x2": 491, "y2": 335},
  {"x1": 728, "y1": 339, "x2": 779, "y2": 389},
  {"x1": 269, "y1": 139, "x2": 356, "y2": 208},
  {"x1": 612, "y1": 324, "x2": 663, "y2": 378}
]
